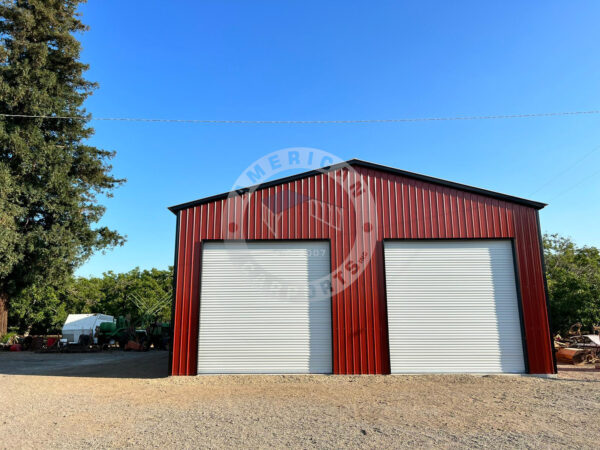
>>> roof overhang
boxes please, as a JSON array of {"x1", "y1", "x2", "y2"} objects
[{"x1": 168, "y1": 159, "x2": 547, "y2": 214}]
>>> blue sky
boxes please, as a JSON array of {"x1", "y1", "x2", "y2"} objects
[{"x1": 76, "y1": 1, "x2": 600, "y2": 277}]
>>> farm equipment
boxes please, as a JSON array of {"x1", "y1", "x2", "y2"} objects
[
  {"x1": 96, "y1": 315, "x2": 150, "y2": 351},
  {"x1": 129, "y1": 293, "x2": 172, "y2": 350},
  {"x1": 148, "y1": 321, "x2": 171, "y2": 350},
  {"x1": 554, "y1": 322, "x2": 600, "y2": 365},
  {"x1": 97, "y1": 315, "x2": 134, "y2": 348},
  {"x1": 58, "y1": 314, "x2": 114, "y2": 351},
  {"x1": 20, "y1": 291, "x2": 173, "y2": 353},
  {"x1": 94, "y1": 293, "x2": 173, "y2": 351}
]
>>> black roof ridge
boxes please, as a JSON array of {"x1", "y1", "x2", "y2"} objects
[{"x1": 168, "y1": 158, "x2": 546, "y2": 213}]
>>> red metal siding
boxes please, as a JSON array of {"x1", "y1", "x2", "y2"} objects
[{"x1": 171, "y1": 166, "x2": 555, "y2": 375}]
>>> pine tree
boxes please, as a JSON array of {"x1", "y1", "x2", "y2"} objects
[{"x1": 0, "y1": 0, "x2": 124, "y2": 333}]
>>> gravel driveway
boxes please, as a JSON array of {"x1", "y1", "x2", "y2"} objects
[{"x1": 1, "y1": 360, "x2": 599, "y2": 449}]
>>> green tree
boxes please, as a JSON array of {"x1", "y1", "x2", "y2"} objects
[
  {"x1": 8, "y1": 283, "x2": 68, "y2": 334},
  {"x1": 544, "y1": 234, "x2": 600, "y2": 335},
  {"x1": 0, "y1": 0, "x2": 124, "y2": 333},
  {"x1": 8, "y1": 267, "x2": 173, "y2": 334}
]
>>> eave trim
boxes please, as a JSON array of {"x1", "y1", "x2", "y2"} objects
[{"x1": 168, "y1": 159, "x2": 547, "y2": 213}]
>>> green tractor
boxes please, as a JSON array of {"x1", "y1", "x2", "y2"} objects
[
  {"x1": 97, "y1": 315, "x2": 149, "y2": 350},
  {"x1": 96, "y1": 291, "x2": 172, "y2": 351},
  {"x1": 147, "y1": 321, "x2": 171, "y2": 350}
]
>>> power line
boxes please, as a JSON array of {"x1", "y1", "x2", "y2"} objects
[
  {"x1": 0, "y1": 109, "x2": 599, "y2": 124},
  {"x1": 548, "y1": 166, "x2": 600, "y2": 201},
  {"x1": 528, "y1": 143, "x2": 600, "y2": 196}
]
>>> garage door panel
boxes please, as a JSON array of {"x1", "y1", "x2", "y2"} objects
[
  {"x1": 385, "y1": 240, "x2": 525, "y2": 374},
  {"x1": 198, "y1": 241, "x2": 332, "y2": 374}
]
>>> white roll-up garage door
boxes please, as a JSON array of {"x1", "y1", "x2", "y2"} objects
[
  {"x1": 384, "y1": 240, "x2": 525, "y2": 374},
  {"x1": 198, "y1": 241, "x2": 332, "y2": 374}
]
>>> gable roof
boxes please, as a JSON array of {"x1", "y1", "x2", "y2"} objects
[{"x1": 168, "y1": 158, "x2": 546, "y2": 213}]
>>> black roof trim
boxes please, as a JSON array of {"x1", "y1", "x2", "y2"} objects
[{"x1": 168, "y1": 159, "x2": 546, "y2": 213}]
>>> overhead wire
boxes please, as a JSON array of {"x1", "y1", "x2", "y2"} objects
[
  {"x1": 0, "y1": 109, "x2": 599, "y2": 124},
  {"x1": 548, "y1": 166, "x2": 600, "y2": 201},
  {"x1": 3, "y1": 109, "x2": 599, "y2": 202},
  {"x1": 527, "y1": 143, "x2": 600, "y2": 196}
]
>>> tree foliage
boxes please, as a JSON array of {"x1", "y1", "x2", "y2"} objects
[
  {"x1": 0, "y1": 0, "x2": 124, "y2": 309},
  {"x1": 544, "y1": 234, "x2": 600, "y2": 335},
  {"x1": 8, "y1": 267, "x2": 173, "y2": 334}
]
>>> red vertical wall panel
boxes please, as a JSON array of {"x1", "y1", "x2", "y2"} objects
[{"x1": 170, "y1": 165, "x2": 555, "y2": 375}]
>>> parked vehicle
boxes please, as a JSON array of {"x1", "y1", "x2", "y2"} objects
[{"x1": 60, "y1": 314, "x2": 114, "y2": 347}]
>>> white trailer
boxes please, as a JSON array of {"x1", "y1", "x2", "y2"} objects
[{"x1": 61, "y1": 314, "x2": 114, "y2": 345}]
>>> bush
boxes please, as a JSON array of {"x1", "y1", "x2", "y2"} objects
[{"x1": 1, "y1": 332, "x2": 17, "y2": 344}]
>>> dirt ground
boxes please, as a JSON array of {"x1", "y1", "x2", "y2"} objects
[{"x1": 1, "y1": 352, "x2": 599, "y2": 449}]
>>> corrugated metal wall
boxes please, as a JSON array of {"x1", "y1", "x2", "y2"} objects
[{"x1": 171, "y1": 165, "x2": 555, "y2": 375}]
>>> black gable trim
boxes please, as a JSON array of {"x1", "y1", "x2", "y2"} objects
[{"x1": 168, "y1": 159, "x2": 546, "y2": 213}]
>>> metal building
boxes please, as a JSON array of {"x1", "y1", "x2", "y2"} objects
[{"x1": 168, "y1": 160, "x2": 555, "y2": 375}]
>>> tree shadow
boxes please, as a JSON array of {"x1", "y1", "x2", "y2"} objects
[{"x1": 0, "y1": 350, "x2": 168, "y2": 378}]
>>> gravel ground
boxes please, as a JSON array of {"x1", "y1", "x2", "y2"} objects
[{"x1": 1, "y1": 358, "x2": 599, "y2": 449}]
